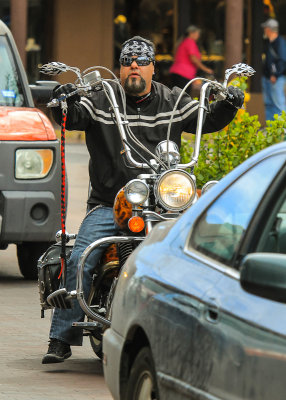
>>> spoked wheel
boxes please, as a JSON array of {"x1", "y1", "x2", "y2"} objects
[{"x1": 126, "y1": 347, "x2": 159, "y2": 400}]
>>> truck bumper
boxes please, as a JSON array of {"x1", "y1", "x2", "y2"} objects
[
  {"x1": 103, "y1": 327, "x2": 125, "y2": 400},
  {"x1": 0, "y1": 190, "x2": 60, "y2": 243}
]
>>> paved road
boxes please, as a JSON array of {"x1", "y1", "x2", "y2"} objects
[{"x1": 0, "y1": 144, "x2": 113, "y2": 400}]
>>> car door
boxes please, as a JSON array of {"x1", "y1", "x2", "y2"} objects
[{"x1": 184, "y1": 151, "x2": 286, "y2": 400}]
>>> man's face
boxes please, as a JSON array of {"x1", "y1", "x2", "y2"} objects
[
  {"x1": 264, "y1": 27, "x2": 271, "y2": 39},
  {"x1": 120, "y1": 56, "x2": 154, "y2": 96}
]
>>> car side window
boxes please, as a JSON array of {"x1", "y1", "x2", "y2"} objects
[
  {"x1": 189, "y1": 154, "x2": 285, "y2": 265},
  {"x1": 256, "y1": 194, "x2": 286, "y2": 254},
  {"x1": 0, "y1": 36, "x2": 25, "y2": 107}
]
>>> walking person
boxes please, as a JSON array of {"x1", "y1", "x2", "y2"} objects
[
  {"x1": 42, "y1": 35, "x2": 244, "y2": 364},
  {"x1": 262, "y1": 18, "x2": 286, "y2": 120},
  {"x1": 170, "y1": 25, "x2": 214, "y2": 92}
]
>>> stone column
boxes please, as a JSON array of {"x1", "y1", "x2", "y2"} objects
[{"x1": 10, "y1": 0, "x2": 28, "y2": 67}]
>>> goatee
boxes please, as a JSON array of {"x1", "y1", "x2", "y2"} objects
[{"x1": 124, "y1": 76, "x2": 146, "y2": 95}]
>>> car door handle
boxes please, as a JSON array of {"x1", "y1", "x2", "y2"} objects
[{"x1": 205, "y1": 305, "x2": 219, "y2": 324}]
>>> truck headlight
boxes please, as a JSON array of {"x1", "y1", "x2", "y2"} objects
[
  {"x1": 155, "y1": 170, "x2": 196, "y2": 211},
  {"x1": 15, "y1": 149, "x2": 53, "y2": 179},
  {"x1": 124, "y1": 179, "x2": 149, "y2": 205}
]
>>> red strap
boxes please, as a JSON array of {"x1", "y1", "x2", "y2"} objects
[{"x1": 58, "y1": 108, "x2": 67, "y2": 280}]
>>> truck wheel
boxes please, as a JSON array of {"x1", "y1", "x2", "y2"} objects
[{"x1": 17, "y1": 241, "x2": 53, "y2": 280}]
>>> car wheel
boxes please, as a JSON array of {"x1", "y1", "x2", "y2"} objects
[
  {"x1": 126, "y1": 347, "x2": 159, "y2": 400},
  {"x1": 17, "y1": 241, "x2": 53, "y2": 280}
]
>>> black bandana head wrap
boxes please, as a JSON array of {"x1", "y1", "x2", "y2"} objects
[{"x1": 119, "y1": 37, "x2": 155, "y2": 64}]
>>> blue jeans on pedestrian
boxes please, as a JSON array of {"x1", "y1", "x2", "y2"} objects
[
  {"x1": 262, "y1": 75, "x2": 286, "y2": 121},
  {"x1": 49, "y1": 206, "x2": 119, "y2": 346}
]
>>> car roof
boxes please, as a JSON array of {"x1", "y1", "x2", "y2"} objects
[{"x1": 0, "y1": 20, "x2": 12, "y2": 36}]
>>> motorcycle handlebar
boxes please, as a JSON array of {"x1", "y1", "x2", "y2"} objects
[{"x1": 42, "y1": 62, "x2": 255, "y2": 170}]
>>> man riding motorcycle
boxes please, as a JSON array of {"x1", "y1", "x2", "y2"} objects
[{"x1": 42, "y1": 35, "x2": 244, "y2": 364}]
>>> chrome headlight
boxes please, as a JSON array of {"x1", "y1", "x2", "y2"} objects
[
  {"x1": 15, "y1": 149, "x2": 53, "y2": 179},
  {"x1": 124, "y1": 179, "x2": 149, "y2": 205},
  {"x1": 201, "y1": 180, "x2": 218, "y2": 195},
  {"x1": 155, "y1": 170, "x2": 196, "y2": 211}
]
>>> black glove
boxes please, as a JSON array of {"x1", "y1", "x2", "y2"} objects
[
  {"x1": 225, "y1": 86, "x2": 244, "y2": 109},
  {"x1": 52, "y1": 83, "x2": 80, "y2": 105}
]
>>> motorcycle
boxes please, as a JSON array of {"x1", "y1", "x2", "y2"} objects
[{"x1": 38, "y1": 61, "x2": 255, "y2": 358}]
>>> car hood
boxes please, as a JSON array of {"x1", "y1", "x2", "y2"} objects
[{"x1": 0, "y1": 106, "x2": 56, "y2": 140}]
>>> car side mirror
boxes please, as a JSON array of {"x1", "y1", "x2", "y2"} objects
[
  {"x1": 29, "y1": 80, "x2": 59, "y2": 106},
  {"x1": 240, "y1": 253, "x2": 286, "y2": 303}
]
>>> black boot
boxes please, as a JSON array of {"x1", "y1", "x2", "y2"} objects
[{"x1": 42, "y1": 338, "x2": 72, "y2": 364}]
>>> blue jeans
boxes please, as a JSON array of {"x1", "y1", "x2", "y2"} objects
[
  {"x1": 262, "y1": 75, "x2": 286, "y2": 121},
  {"x1": 50, "y1": 206, "x2": 119, "y2": 345}
]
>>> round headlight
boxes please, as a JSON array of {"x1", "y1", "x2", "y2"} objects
[
  {"x1": 124, "y1": 179, "x2": 149, "y2": 205},
  {"x1": 156, "y1": 170, "x2": 196, "y2": 211}
]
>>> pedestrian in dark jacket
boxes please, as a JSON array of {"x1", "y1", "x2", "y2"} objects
[
  {"x1": 262, "y1": 18, "x2": 286, "y2": 120},
  {"x1": 42, "y1": 35, "x2": 244, "y2": 364}
]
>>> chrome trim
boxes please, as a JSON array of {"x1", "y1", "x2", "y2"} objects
[
  {"x1": 76, "y1": 236, "x2": 144, "y2": 326},
  {"x1": 156, "y1": 140, "x2": 180, "y2": 165},
  {"x1": 124, "y1": 179, "x2": 149, "y2": 205},
  {"x1": 201, "y1": 180, "x2": 219, "y2": 195},
  {"x1": 102, "y1": 80, "x2": 149, "y2": 169},
  {"x1": 142, "y1": 210, "x2": 179, "y2": 222},
  {"x1": 176, "y1": 82, "x2": 210, "y2": 169},
  {"x1": 158, "y1": 371, "x2": 221, "y2": 400}
]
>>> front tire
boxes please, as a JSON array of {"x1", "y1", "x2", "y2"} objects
[
  {"x1": 17, "y1": 241, "x2": 53, "y2": 280},
  {"x1": 89, "y1": 331, "x2": 103, "y2": 359},
  {"x1": 126, "y1": 347, "x2": 159, "y2": 400}
]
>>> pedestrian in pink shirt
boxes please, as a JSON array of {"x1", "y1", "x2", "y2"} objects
[{"x1": 170, "y1": 25, "x2": 213, "y2": 92}]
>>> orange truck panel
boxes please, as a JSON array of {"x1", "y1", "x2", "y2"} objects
[{"x1": 0, "y1": 107, "x2": 56, "y2": 141}]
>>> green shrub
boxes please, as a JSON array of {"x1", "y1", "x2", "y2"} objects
[{"x1": 180, "y1": 101, "x2": 286, "y2": 188}]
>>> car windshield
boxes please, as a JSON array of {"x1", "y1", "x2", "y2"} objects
[{"x1": 0, "y1": 35, "x2": 25, "y2": 106}]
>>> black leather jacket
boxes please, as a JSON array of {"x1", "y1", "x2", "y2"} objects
[{"x1": 52, "y1": 80, "x2": 237, "y2": 207}]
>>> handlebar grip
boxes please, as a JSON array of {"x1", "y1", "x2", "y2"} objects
[{"x1": 47, "y1": 87, "x2": 81, "y2": 107}]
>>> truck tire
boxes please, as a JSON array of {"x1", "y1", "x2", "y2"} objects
[{"x1": 17, "y1": 241, "x2": 53, "y2": 280}]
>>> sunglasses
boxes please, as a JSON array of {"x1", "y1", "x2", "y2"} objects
[{"x1": 120, "y1": 56, "x2": 153, "y2": 67}]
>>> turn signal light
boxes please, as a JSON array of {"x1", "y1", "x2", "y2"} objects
[{"x1": 128, "y1": 216, "x2": 145, "y2": 233}]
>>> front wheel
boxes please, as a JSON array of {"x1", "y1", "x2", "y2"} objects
[
  {"x1": 88, "y1": 276, "x2": 118, "y2": 359},
  {"x1": 126, "y1": 347, "x2": 159, "y2": 400},
  {"x1": 17, "y1": 241, "x2": 53, "y2": 280}
]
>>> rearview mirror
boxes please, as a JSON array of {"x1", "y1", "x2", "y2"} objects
[
  {"x1": 240, "y1": 253, "x2": 286, "y2": 303},
  {"x1": 29, "y1": 80, "x2": 59, "y2": 106}
]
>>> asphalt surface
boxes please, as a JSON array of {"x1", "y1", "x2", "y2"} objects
[{"x1": 0, "y1": 143, "x2": 113, "y2": 400}]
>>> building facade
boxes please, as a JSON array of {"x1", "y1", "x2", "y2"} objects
[{"x1": 1, "y1": 0, "x2": 284, "y2": 120}]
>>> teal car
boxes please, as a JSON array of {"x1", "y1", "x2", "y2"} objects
[{"x1": 103, "y1": 141, "x2": 286, "y2": 400}]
